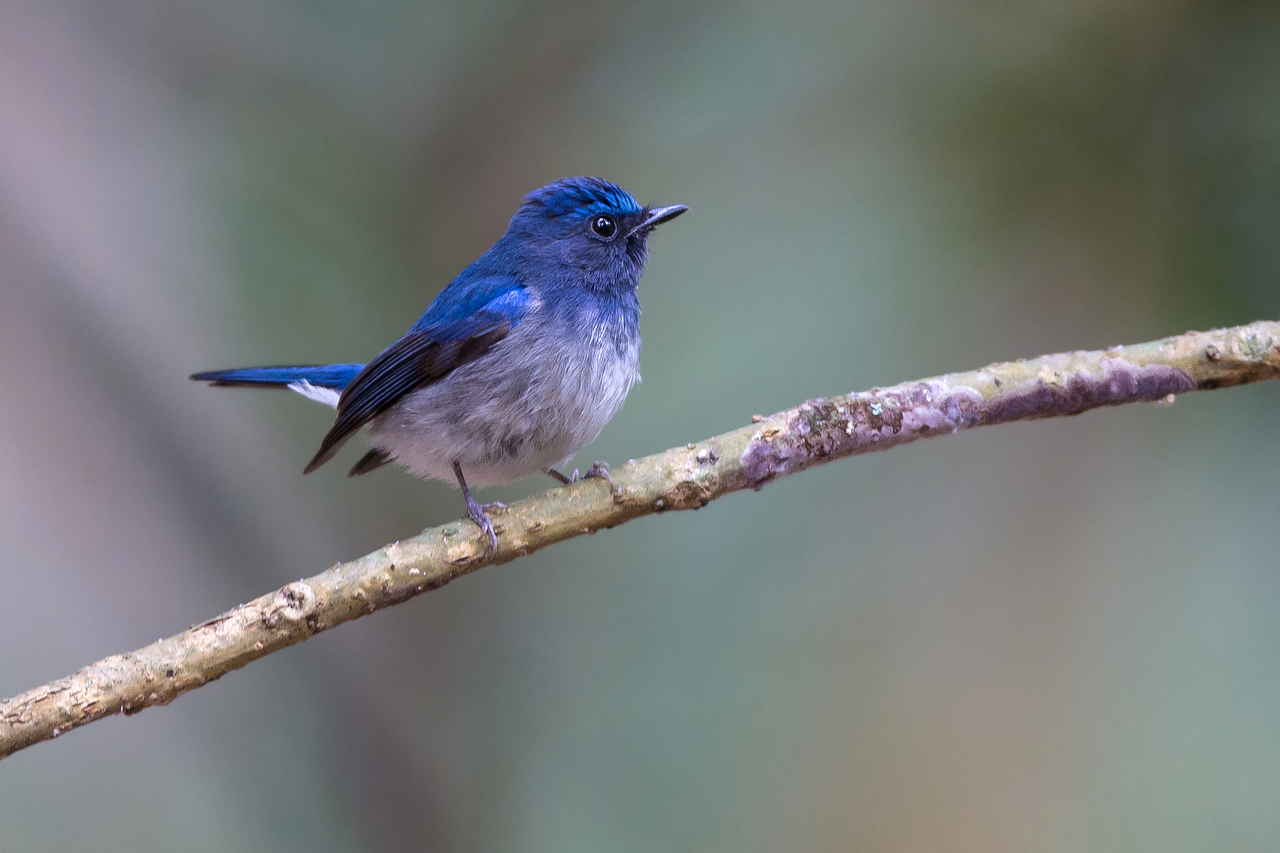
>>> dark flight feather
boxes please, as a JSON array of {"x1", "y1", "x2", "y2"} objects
[
  {"x1": 302, "y1": 317, "x2": 513, "y2": 474},
  {"x1": 347, "y1": 448, "x2": 394, "y2": 477}
]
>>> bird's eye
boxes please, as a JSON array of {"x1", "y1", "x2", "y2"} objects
[{"x1": 590, "y1": 214, "x2": 618, "y2": 239}]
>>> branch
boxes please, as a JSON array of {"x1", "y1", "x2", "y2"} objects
[{"x1": 4, "y1": 321, "x2": 1278, "y2": 759}]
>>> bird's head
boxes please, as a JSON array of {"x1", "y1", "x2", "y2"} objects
[{"x1": 504, "y1": 177, "x2": 687, "y2": 294}]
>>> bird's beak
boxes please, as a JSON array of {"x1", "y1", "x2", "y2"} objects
[{"x1": 630, "y1": 204, "x2": 689, "y2": 236}]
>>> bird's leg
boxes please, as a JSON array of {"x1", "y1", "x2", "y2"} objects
[
  {"x1": 545, "y1": 468, "x2": 572, "y2": 486},
  {"x1": 452, "y1": 461, "x2": 497, "y2": 553}
]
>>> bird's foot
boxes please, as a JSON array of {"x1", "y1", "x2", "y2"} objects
[
  {"x1": 579, "y1": 460, "x2": 614, "y2": 489},
  {"x1": 546, "y1": 462, "x2": 615, "y2": 494},
  {"x1": 463, "y1": 494, "x2": 498, "y2": 555},
  {"x1": 453, "y1": 460, "x2": 498, "y2": 554}
]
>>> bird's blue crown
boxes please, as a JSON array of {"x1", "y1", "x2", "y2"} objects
[{"x1": 521, "y1": 176, "x2": 643, "y2": 219}]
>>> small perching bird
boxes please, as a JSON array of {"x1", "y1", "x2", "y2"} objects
[{"x1": 192, "y1": 177, "x2": 688, "y2": 551}]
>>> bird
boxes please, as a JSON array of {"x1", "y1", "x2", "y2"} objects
[{"x1": 191, "y1": 176, "x2": 688, "y2": 552}]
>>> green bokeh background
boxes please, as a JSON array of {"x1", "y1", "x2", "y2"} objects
[{"x1": 2, "y1": 1, "x2": 1279, "y2": 850}]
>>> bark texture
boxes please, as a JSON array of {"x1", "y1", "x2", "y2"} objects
[{"x1": 3, "y1": 320, "x2": 1278, "y2": 759}]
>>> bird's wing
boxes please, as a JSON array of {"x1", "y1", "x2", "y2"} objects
[{"x1": 303, "y1": 284, "x2": 529, "y2": 474}]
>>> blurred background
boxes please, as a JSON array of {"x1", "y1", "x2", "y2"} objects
[{"x1": 2, "y1": 0, "x2": 1278, "y2": 850}]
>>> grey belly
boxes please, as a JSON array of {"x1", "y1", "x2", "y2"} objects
[{"x1": 366, "y1": 322, "x2": 639, "y2": 489}]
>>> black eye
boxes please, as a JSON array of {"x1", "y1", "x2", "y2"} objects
[{"x1": 590, "y1": 214, "x2": 618, "y2": 239}]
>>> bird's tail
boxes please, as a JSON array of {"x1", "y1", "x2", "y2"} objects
[{"x1": 190, "y1": 364, "x2": 364, "y2": 410}]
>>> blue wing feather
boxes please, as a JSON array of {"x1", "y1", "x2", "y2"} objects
[
  {"x1": 302, "y1": 281, "x2": 529, "y2": 474},
  {"x1": 413, "y1": 269, "x2": 528, "y2": 330}
]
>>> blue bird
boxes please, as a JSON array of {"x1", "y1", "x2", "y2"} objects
[{"x1": 192, "y1": 177, "x2": 687, "y2": 551}]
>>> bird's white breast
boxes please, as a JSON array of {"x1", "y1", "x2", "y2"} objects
[{"x1": 365, "y1": 306, "x2": 640, "y2": 489}]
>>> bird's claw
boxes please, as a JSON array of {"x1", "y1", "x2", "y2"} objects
[
  {"x1": 578, "y1": 460, "x2": 614, "y2": 489},
  {"x1": 546, "y1": 462, "x2": 615, "y2": 493},
  {"x1": 463, "y1": 496, "x2": 499, "y2": 554}
]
